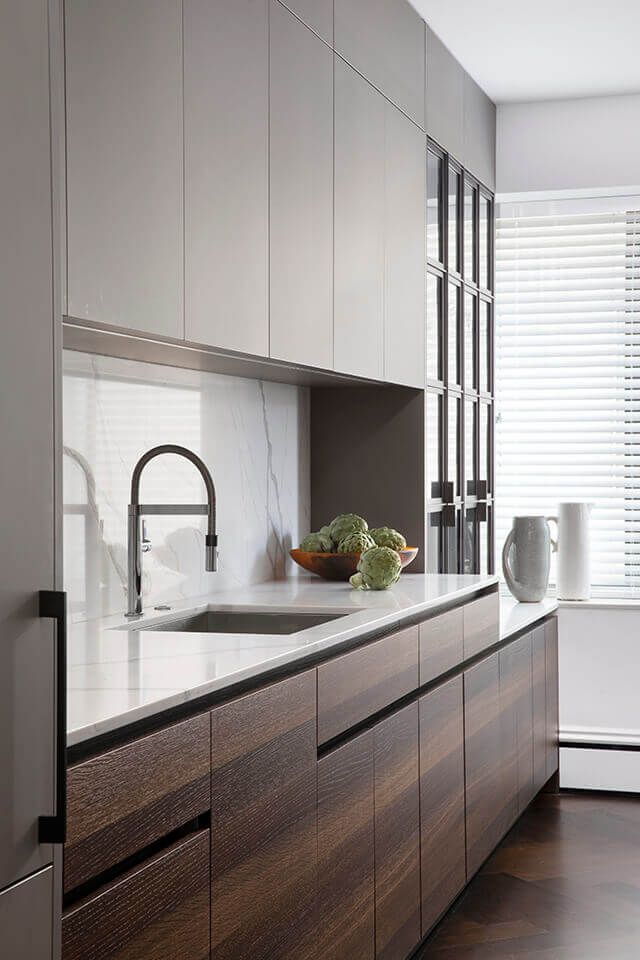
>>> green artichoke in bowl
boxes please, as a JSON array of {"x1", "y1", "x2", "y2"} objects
[
  {"x1": 329, "y1": 513, "x2": 368, "y2": 544},
  {"x1": 299, "y1": 531, "x2": 333, "y2": 553},
  {"x1": 369, "y1": 526, "x2": 407, "y2": 550},
  {"x1": 337, "y1": 532, "x2": 376, "y2": 554},
  {"x1": 352, "y1": 546, "x2": 402, "y2": 590}
]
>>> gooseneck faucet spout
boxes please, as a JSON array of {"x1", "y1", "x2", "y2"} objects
[{"x1": 126, "y1": 444, "x2": 218, "y2": 618}]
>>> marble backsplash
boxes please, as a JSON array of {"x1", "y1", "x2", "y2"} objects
[{"x1": 63, "y1": 351, "x2": 310, "y2": 623}]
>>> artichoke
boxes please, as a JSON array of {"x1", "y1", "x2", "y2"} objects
[
  {"x1": 299, "y1": 531, "x2": 333, "y2": 553},
  {"x1": 337, "y1": 532, "x2": 376, "y2": 554},
  {"x1": 349, "y1": 572, "x2": 366, "y2": 590},
  {"x1": 329, "y1": 513, "x2": 368, "y2": 544},
  {"x1": 369, "y1": 527, "x2": 407, "y2": 551},
  {"x1": 319, "y1": 525, "x2": 336, "y2": 549},
  {"x1": 355, "y1": 546, "x2": 402, "y2": 590}
]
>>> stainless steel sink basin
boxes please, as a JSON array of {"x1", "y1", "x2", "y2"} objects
[{"x1": 138, "y1": 609, "x2": 346, "y2": 635}]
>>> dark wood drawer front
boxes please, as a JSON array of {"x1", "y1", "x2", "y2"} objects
[
  {"x1": 317, "y1": 626, "x2": 419, "y2": 744},
  {"x1": 545, "y1": 616, "x2": 559, "y2": 780},
  {"x1": 65, "y1": 714, "x2": 210, "y2": 892},
  {"x1": 210, "y1": 671, "x2": 317, "y2": 960},
  {"x1": 463, "y1": 592, "x2": 499, "y2": 660},
  {"x1": 62, "y1": 830, "x2": 210, "y2": 960},
  {"x1": 419, "y1": 607, "x2": 464, "y2": 685}
]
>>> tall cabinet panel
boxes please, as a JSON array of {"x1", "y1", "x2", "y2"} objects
[
  {"x1": 334, "y1": 59, "x2": 386, "y2": 380},
  {"x1": 270, "y1": 0, "x2": 334, "y2": 369},
  {"x1": 463, "y1": 73, "x2": 497, "y2": 191},
  {"x1": 426, "y1": 27, "x2": 464, "y2": 162},
  {"x1": 1, "y1": 1, "x2": 59, "y2": 954},
  {"x1": 384, "y1": 105, "x2": 426, "y2": 388},
  {"x1": 184, "y1": 0, "x2": 269, "y2": 356},
  {"x1": 210, "y1": 672, "x2": 317, "y2": 960},
  {"x1": 420, "y1": 677, "x2": 466, "y2": 938},
  {"x1": 66, "y1": 0, "x2": 183, "y2": 338},
  {"x1": 373, "y1": 704, "x2": 421, "y2": 960},
  {"x1": 335, "y1": 0, "x2": 425, "y2": 126},
  {"x1": 0, "y1": 0, "x2": 56, "y2": 903}
]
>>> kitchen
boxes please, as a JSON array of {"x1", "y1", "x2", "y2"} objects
[{"x1": 1, "y1": 1, "x2": 638, "y2": 958}]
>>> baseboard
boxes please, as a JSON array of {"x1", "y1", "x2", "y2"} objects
[{"x1": 560, "y1": 745, "x2": 640, "y2": 793}]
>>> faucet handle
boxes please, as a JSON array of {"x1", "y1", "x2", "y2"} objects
[{"x1": 141, "y1": 520, "x2": 152, "y2": 553}]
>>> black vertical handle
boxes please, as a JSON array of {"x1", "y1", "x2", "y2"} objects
[{"x1": 38, "y1": 590, "x2": 67, "y2": 844}]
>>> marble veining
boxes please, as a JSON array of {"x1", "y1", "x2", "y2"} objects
[
  {"x1": 67, "y1": 573, "x2": 500, "y2": 746},
  {"x1": 63, "y1": 351, "x2": 310, "y2": 623}
]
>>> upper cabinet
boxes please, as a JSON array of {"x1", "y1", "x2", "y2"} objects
[
  {"x1": 184, "y1": 0, "x2": 269, "y2": 356},
  {"x1": 269, "y1": 0, "x2": 334, "y2": 370},
  {"x1": 384, "y1": 105, "x2": 426, "y2": 388},
  {"x1": 279, "y1": 0, "x2": 333, "y2": 44},
  {"x1": 335, "y1": 0, "x2": 425, "y2": 127},
  {"x1": 464, "y1": 73, "x2": 496, "y2": 192},
  {"x1": 426, "y1": 27, "x2": 464, "y2": 162},
  {"x1": 65, "y1": 0, "x2": 183, "y2": 338},
  {"x1": 426, "y1": 27, "x2": 496, "y2": 191},
  {"x1": 335, "y1": 60, "x2": 425, "y2": 386},
  {"x1": 334, "y1": 60, "x2": 386, "y2": 381}
]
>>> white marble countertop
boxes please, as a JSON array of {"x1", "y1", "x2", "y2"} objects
[
  {"x1": 67, "y1": 573, "x2": 498, "y2": 747},
  {"x1": 500, "y1": 595, "x2": 558, "y2": 640}
]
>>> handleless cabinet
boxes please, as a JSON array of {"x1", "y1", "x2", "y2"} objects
[
  {"x1": 210, "y1": 671, "x2": 317, "y2": 960},
  {"x1": 384, "y1": 105, "x2": 426, "y2": 388},
  {"x1": 334, "y1": 59, "x2": 386, "y2": 380},
  {"x1": 532, "y1": 625, "x2": 548, "y2": 794},
  {"x1": 426, "y1": 27, "x2": 464, "y2": 162},
  {"x1": 419, "y1": 676, "x2": 466, "y2": 937},
  {"x1": 0, "y1": 868, "x2": 54, "y2": 960},
  {"x1": 545, "y1": 617, "x2": 560, "y2": 780},
  {"x1": 184, "y1": 0, "x2": 269, "y2": 356},
  {"x1": 335, "y1": 0, "x2": 425, "y2": 127},
  {"x1": 65, "y1": 0, "x2": 183, "y2": 338},
  {"x1": 279, "y1": 0, "x2": 333, "y2": 43},
  {"x1": 373, "y1": 704, "x2": 421, "y2": 960},
  {"x1": 318, "y1": 731, "x2": 375, "y2": 960},
  {"x1": 269, "y1": 0, "x2": 334, "y2": 370}
]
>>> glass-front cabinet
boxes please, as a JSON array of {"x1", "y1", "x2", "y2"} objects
[{"x1": 425, "y1": 139, "x2": 495, "y2": 574}]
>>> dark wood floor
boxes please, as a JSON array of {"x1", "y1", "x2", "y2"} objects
[{"x1": 416, "y1": 791, "x2": 640, "y2": 959}]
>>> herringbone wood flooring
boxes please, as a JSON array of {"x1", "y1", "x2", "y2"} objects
[{"x1": 416, "y1": 791, "x2": 640, "y2": 959}]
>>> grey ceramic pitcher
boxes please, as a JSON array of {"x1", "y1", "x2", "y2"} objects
[{"x1": 502, "y1": 516, "x2": 556, "y2": 602}]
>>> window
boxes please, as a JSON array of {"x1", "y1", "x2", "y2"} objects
[{"x1": 495, "y1": 195, "x2": 640, "y2": 594}]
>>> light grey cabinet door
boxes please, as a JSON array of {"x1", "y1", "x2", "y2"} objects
[
  {"x1": 0, "y1": 869, "x2": 54, "y2": 960},
  {"x1": 184, "y1": 0, "x2": 269, "y2": 357},
  {"x1": 463, "y1": 72, "x2": 496, "y2": 191},
  {"x1": 334, "y1": 59, "x2": 385, "y2": 381},
  {"x1": 270, "y1": 0, "x2": 334, "y2": 369},
  {"x1": 0, "y1": 0, "x2": 56, "y2": 895},
  {"x1": 384, "y1": 104, "x2": 426, "y2": 388},
  {"x1": 426, "y1": 26, "x2": 464, "y2": 161},
  {"x1": 66, "y1": 0, "x2": 183, "y2": 338},
  {"x1": 279, "y1": 0, "x2": 333, "y2": 44},
  {"x1": 335, "y1": 0, "x2": 425, "y2": 127}
]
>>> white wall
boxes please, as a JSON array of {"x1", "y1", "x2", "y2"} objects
[
  {"x1": 497, "y1": 93, "x2": 640, "y2": 194},
  {"x1": 559, "y1": 604, "x2": 640, "y2": 792}
]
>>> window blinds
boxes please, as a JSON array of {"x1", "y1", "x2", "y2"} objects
[{"x1": 495, "y1": 196, "x2": 640, "y2": 593}]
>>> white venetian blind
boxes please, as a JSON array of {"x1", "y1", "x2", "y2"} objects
[{"x1": 495, "y1": 195, "x2": 640, "y2": 593}]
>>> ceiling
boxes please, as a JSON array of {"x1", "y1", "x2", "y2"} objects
[{"x1": 409, "y1": 0, "x2": 640, "y2": 103}]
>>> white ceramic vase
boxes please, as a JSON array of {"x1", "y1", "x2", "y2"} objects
[
  {"x1": 548, "y1": 502, "x2": 593, "y2": 601},
  {"x1": 502, "y1": 516, "x2": 556, "y2": 602}
]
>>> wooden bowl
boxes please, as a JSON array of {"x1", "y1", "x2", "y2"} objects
[{"x1": 289, "y1": 547, "x2": 419, "y2": 582}]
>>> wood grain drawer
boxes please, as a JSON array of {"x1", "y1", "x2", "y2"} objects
[
  {"x1": 64, "y1": 713, "x2": 210, "y2": 892},
  {"x1": 317, "y1": 625, "x2": 419, "y2": 744},
  {"x1": 463, "y1": 592, "x2": 499, "y2": 660},
  {"x1": 62, "y1": 830, "x2": 210, "y2": 960},
  {"x1": 419, "y1": 607, "x2": 464, "y2": 686}
]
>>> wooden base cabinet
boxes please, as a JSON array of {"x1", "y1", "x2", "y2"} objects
[
  {"x1": 545, "y1": 617, "x2": 560, "y2": 781},
  {"x1": 419, "y1": 677, "x2": 466, "y2": 938},
  {"x1": 210, "y1": 671, "x2": 317, "y2": 960}
]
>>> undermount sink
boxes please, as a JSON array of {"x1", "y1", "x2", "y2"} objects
[{"x1": 137, "y1": 609, "x2": 347, "y2": 636}]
